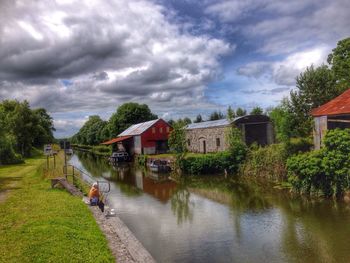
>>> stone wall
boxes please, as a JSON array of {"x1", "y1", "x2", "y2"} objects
[{"x1": 186, "y1": 126, "x2": 230, "y2": 153}]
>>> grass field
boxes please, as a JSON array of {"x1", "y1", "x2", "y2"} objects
[{"x1": 0, "y1": 156, "x2": 114, "y2": 263}]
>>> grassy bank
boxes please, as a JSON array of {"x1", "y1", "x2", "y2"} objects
[{"x1": 0, "y1": 157, "x2": 114, "y2": 263}]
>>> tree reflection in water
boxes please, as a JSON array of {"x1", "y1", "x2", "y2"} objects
[{"x1": 171, "y1": 186, "x2": 194, "y2": 225}]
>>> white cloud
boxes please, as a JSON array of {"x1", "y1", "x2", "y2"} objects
[
  {"x1": 0, "y1": 0, "x2": 232, "y2": 136},
  {"x1": 238, "y1": 46, "x2": 330, "y2": 86}
]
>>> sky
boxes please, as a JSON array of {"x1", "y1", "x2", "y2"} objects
[{"x1": 0, "y1": 0, "x2": 349, "y2": 138}]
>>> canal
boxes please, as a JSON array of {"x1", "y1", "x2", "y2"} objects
[{"x1": 70, "y1": 151, "x2": 350, "y2": 263}]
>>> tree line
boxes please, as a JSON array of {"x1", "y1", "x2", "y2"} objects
[
  {"x1": 71, "y1": 102, "x2": 158, "y2": 145},
  {"x1": 0, "y1": 100, "x2": 55, "y2": 164}
]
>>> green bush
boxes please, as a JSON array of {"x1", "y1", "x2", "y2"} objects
[
  {"x1": 240, "y1": 143, "x2": 288, "y2": 181},
  {"x1": 287, "y1": 129, "x2": 350, "y2": 197},
  {"x1": 285, "y1": 137, "x2": 313, "y2": 155},
  {"x1": 0, "y1": 136, "x2": 23, "y2": 165},
  {"x1": 136, "y1": 154, "x2": 148, "y2": 166},
  {"x1": 180, "y1": 151, "x2": 241, "y2": 175}
]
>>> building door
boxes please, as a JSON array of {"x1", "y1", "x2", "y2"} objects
[{"x1": 202, "y1": 140, "x2": 206, "y2": 154}]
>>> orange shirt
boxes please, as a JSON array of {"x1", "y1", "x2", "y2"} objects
[{"x1": 88, "y1": 187, "x2": 100, "y2": 199}]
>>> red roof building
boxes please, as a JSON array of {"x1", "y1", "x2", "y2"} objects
[
  {"x1": 311, "y1": 88, "x2": 350, "y2": 149},
  {"x1": 101, "y1": 119, "x2": 172, "y2": 155}
]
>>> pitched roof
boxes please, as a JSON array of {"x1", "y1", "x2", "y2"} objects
[
  {"x1": 311, "y1": 89, "x2": 350, "y2": 117},
  {"x1": 186, "y1": 119, "x2": 231, "y2": 129},
  {"x1": 118, "y1": 119, "x2": 160, "y2": 136},
  {"x1": 101, "y1": 136, "x2": 132, "y2": 145}
]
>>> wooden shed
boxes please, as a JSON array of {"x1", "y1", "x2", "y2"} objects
[
  {"x1": 185, "y1": 115, "x2": 273, "y2": 154},
  {"x1": 102, "y1": 119, "x2": 172, "y2": 155},
  {"x1": 311, "y1": 89, "x2": 350, "y2": 149}
]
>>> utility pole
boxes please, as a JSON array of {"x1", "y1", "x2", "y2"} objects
[{"x1": 64, "y1": 140, "x2": 67, "y2": 179}]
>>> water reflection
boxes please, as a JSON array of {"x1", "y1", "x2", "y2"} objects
[{"x1": 70, "y1": 151, "x2": 350, "y2": 263}]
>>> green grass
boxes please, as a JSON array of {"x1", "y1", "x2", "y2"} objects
[{"x1": 0, "y1": 157, "x2": 114, "y2": 263}]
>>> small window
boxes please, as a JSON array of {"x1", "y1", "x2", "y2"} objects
[
  {"x1": 216, "y1": 138, "x2": 220, "y2": 147},
  {"x1": 187, "y1": 139, "x2": 191, "y2": 146},
  {"x1": 166, "y1": 127, "x2": 170, "y2": 133},
  {"x1": 160, "y1": 127, "x2": 163, "y2": 133},
  {"x1": 152, "y1": 127, "x2": 156, "y2": 134}
]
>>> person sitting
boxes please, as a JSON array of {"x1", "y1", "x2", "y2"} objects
[{"x1": 88, "y1": 182, "x2": 105, "y2": 212}]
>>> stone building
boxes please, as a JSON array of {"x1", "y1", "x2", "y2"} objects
[{"x1": 185, "y1": 115, "x2": 273, "y2": 153}]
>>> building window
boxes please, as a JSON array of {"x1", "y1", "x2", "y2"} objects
[
  {"x1": 152, "y1": 127, "x2": 155, "y2": 134},
  {"x1": 187, "y1": 139, "x2": 191, "y2": 146},
  {"x1": 216, "y1": 138, "x2": 220, "y2": 147},
  {"x1": 166, "y1": 127, "x2": 170, "y2": 133},
  {"x1": 160, "y1": 127, "x2": 163, "y2": 133}
]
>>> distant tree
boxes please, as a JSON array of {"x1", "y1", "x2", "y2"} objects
[
  {"x1": 209, "y1": 111, "x2": 224, "y2": 121},
  {"x1": 236, "y1": 107, "x2": 246, "y2": 117},
  {"x1": 108, "y1": 102, "x2": 158, "y2": 137},
  {"x1": 72, "y1": 115, "x2": 107, "y2": 145},
  {"x1": 168, "y1": 122, "x2": 187, "y2": 171},
  {"x1": 289, "y1": 64, "x2": 337, "y2": 137},
  {"x1": 183, "y1": 117, "x2": 192, "y2": 125},
  {"x1": 194, "y1": 114, "x2": 203, "y2": 123},
  {"x1": 327, "y1": 37, "x2": 350, "y2": 91},
  {"x1": 268, "y1": 99, "x2": 294, "y2": 142},
  {"x1": 227, "y1": 106, "x2": 235, "y2": 121},
  {"x1": 250, "y1": 106, "x2": 263, "y2": 115}
]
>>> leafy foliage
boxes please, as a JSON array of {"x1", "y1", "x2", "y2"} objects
[
  {"x1": 71, "y1": 116, "x2": 108, "y2": 145},
  {"x1": 209, "y1": 111, "x2": 224, "y2": 120},
  {"x1": 0, "y1": 100, "x2": 54, "y2": 161},
  {"x1": 236, "y1": 107, "x2": 246, "y2": 117},
  {"x1": 194, "y1": 114, "x2": 203, "y2": 123},
  {"x1": 250, "y1": 106, "x2": 263, "y2": 115},
  {"x1": 108, "y1": 102, "x2": 157, "y2": 137},
  {"x1": 327, "y1": 37, "x2": 350, "y2": 91},
  {"x1": 227, "y1": 106, "x2": 235, "y2": 120},
  {"x1": 287, "y1": 129, "x2": 350, "y2": 197}
]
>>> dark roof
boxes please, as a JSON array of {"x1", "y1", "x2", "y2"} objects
[
  {"x1": 186, "y1": 119, "x2": 231, "y2": 130},
  {"x1": 186, "y1": 115, "x2": 270, "y2": 130},
  {"x1": 101, "y1": 136, "x2": 132, "y2": 145},
  {"x1": 311, "y1": 89, "x2": 350, "y2": 117}
]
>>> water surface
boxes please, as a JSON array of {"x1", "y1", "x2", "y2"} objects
[{"x1": 70, "y1": 152, "x2": 350, "y2": 263}]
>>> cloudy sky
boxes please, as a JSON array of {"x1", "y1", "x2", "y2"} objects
[{"x1": 0, "y1": 0, "x2": 349, "y2": 137}]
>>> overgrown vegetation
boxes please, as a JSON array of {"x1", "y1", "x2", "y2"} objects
[
  {"x1": 287, "y1": 129, "x2": 350, "y2": 198},
  {"x1": 72, "y1": 144, "x2": 112, "y2": 156},
  {"x1": 0, "y1": 100, "x2": 54, "y2": 164}
]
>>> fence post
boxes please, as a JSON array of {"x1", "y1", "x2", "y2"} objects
[{"x1": 72, "y1": 166, "x2": 75, "y2": 185}]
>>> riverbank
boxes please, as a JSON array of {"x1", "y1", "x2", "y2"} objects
[{"x1": 0, "y1": 156, "x2": 114, "y2": 262}]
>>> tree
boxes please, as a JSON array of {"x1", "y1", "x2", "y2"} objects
[
  {"x1": 168, "y1": 119, "x2": 175, "y2": 126},
  {"x1": 108, "y1": 103, "x2": 158, "y2": 137},
  {"x1": 327, "y1": 37, "x2": 350, "y2": 91},
  {"x1": 183, "y1": 117, "x2": 192, "y2": 125},
  {"x1": 289, "y1": 64, "x2": 337, "y2": 137},
  {"x1": 209, "y1": 111, "x2": 224, "y2": 121},
  {"x1": 194, "y1": 114, "x2": 203, "y2": 123},
  {"x1": 236, "y1": 108, "x2": 246, "y2": 117},
  {"x1": 250, "y1": 106, "x2": 263, "y2": 115},
  {"x1": 71, "y1": 115, "x2": 107, "y2": 145},
  {"x1": 268, "y1": 99, "x2": 294, "y2": 142},
  {"x1": 227, "y1": 106, "x2": 235, "y2": 121},
  {"x1": 168, "y1": 122, "x2": 187, "y2": 172},
  {"x1": 32, "y1": 108, "x2": 55, "y2": 147}
]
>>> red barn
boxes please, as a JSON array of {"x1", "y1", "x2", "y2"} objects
[{"x1": 102, "y1": 119, "x2": 172, "y2": 155}]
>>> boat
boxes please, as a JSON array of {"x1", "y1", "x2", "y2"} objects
[
  {"x1": 109, "y1": 151, "x2": 130, "y2": 164},
  {"x1": 148, "y1": 159, "x2": 171, "y2": 173}
]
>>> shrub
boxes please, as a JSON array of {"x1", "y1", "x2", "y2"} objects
[
  {"x1": 287, "y1": 129, "x2": 350, "y2": 197},
  {"x1": 0, "y1": 136, "x2": 23, "y2": 165},
  {"x1": 285, "y1": 137, "x2": 313, "y2": 155},
  {"x1": 240, "y1": 143, "x2": 288, "y2": 181},
  {"x1": 180, "y1": 151, "x2": 241, "y2": 175}
]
